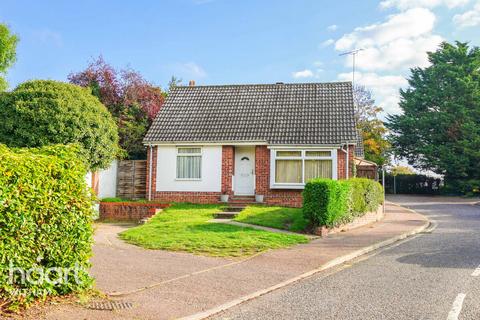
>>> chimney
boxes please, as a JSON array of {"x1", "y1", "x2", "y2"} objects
[{"x1": 189, "y1": 80, "x2": 196, "y2": 86}]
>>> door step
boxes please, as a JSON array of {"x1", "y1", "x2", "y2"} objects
[{"x1": 213, "y1": 212, "x2": 239, "y2": 219}]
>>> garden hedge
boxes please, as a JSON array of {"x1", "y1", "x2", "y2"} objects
[
  {"x1": 302, "y1": 178, "x2": 384, "y2": 228},
  {"x1": 0, "y1": 80, "x2": 120, "y2": 171},
  {"x1": 0, "y1": 144, "x2": 94, "y2": 310}
]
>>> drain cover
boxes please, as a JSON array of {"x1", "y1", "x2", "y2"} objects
[{"x1": 87, "y1": 300, "x2": 133, "y2": 311}]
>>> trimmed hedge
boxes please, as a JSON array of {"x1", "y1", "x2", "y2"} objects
[
  {"x1": 302, "y1": 178, "x2": 384, "y2": 228},
  {"x1": 0, "y1": 144, "x2": 94, "y2": 310}
]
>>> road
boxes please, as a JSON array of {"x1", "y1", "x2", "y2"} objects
[{"x1": 213, "y1": 195, "x2": 480, "y2": 320}]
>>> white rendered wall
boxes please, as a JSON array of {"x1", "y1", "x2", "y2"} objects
[
  {"x1": 98, "y1": 160, "x2": 117, "y2": 199},
  {"x1": 155, "y1": 145, "x2": 222, "y2": 192}
]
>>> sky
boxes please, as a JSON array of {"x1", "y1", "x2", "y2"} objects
[{"x1": 1, "y1": 0, "x2": 479, "y2": 118}]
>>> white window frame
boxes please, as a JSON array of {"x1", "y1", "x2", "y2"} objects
[
  {"x1": 270, "y1": 148, "x2": 337, "y2": 189},
  {"x1": 175, "y1": 147, "x2": 203, "y2": 181}
]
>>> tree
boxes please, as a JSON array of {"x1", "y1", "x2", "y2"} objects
[
  {"x1": 387, "y1": 41, "x2": 480, "y2": 191},
  {"x1": 0, "y1": 23, "x2": 18, "y2": 91},
  {"x1": 167, "y1": 75, "x2": 182, "y2": 92},
  {"x1": 0, "y1": 80, "x2": 120, "y2": 170},
  {"x1": 353, "y1": 85, "x2": 390, "y2": 166},
  {"x1": 390, "y1": 165, "x2": 415, "y2": 176},
  {"x1": 68, "y1": 57, "x2": 165, "y2": 159}
]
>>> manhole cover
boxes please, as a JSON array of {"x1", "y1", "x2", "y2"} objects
[{"x1": 87, "y1": 300, "x2": 133, "y2": 311}]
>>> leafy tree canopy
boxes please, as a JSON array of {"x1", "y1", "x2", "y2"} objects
[
  {"x1": 387, "y1": 41, "x2": 480, "y2": 188},
  {"x1": 353, "y1": 85, "x2": 390, "y2": 166},
  {"x1": 0, "y1": 23, "x2": 18, "y2": 91},
  {"x1": 69, "y1": 57, "x2": 165, "y2": 159},
  {"x1": 390, "y1": 165, "x2": 415, "y2": 176},
  {"x1": 0, "y1": 80, "x2": 120, "y2": 171}
]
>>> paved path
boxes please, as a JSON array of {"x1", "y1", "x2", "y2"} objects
[
  {"x1": 27, "y1": 201, "x2": 427, "y2": 320},
  {"x1": 213, "y1": 195, "x2": 480, "y2": 320}
]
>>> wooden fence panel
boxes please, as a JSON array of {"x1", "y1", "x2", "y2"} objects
[{"x1": 116, "y1": 160, "x2": 147, "y2": 199}]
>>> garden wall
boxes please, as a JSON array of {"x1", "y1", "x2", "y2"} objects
[{"x1": 99, "y1": 202, "x2": 169, "y2": 222}]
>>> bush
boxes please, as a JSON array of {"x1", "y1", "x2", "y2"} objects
[
  {"x1": 0, "y1": 80, "x2": 120, "y2": 171},
  {"x1": 302, "y1": 179, "x2": 351, "y2": 228},
  {"x1": 303, "y1": 178, "x2": 384, "y2": 228},
  {"x1": 0, "y1": 144, "x2": 94, "y2": 310}
]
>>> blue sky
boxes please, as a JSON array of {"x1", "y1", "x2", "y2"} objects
[{"x1": 1, "y1": 0, "x2": 479, "y2": 116}]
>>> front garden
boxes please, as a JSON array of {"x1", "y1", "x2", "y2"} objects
[{"x1": 119, "y1": 203, "x2": 309, "y2": 257}]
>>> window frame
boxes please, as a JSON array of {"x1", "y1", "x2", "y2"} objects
[
  {"x1": 175, "y1": 147, "x2": 203, "y2": 181},
  {"x1": 270, "y1": 148, "x2": 337, "y2": 189}
]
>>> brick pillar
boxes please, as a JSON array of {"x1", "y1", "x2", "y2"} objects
[
  {"x1": 255, "y1": 146, "x2": 270, "y2": 194},
  {"x1": 146, "y1": 146, "x2": 157, "y2": 200},
  {"x1": 221, "y1": 146, "x2": 234, "y2": 195},
  {"x1": 337, "y1": 145, "x2": 356, "y2": 179},
  {"x1": 348, "y1": 144, "x2": 355, "y2": 178}
]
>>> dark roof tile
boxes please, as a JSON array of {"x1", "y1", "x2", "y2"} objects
[{"x1": 144, "y1": 82, "x2": 357, "y2": 145}]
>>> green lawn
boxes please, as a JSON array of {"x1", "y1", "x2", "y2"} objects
[
  {"x1": 119, "y1": 203, "x2": 308, "y2": 257},
  {"x1": 234, "y1": 205, "x2": 309, "y2": 233}
]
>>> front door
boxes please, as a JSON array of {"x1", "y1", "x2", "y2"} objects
[{"x1": 234, "y1": 147, "x2": 255, "y2": 195}]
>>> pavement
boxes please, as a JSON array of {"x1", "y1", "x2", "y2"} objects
[
  {"x1": 212, "y1": 195, "x2": 480, "y2": 320},
  {"x1": 24, "y1": 201, "x2": 428, "y2": 320}
]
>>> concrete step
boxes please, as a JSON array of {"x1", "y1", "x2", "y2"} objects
[
  {"x1": 225, "y1": 206, "x2": 245, "y2": 212},
  {"x1": 214, "y1": 212, "x2": 239, "y2": 219}
]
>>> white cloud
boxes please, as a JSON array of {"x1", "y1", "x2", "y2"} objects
[
  {"x1": 179, "y1": 62, "x2": 207, "y2": 78},
  {"x1": 292, "y1": 69, "x2": 314, "y2": 79},
  {"x1": 320, "y1": 39, "x2": 335, "y2": 47},
  {"x1": 379, "y1": 0, "x2": 470, "y2": 10},
  {"x1": 338, "y1": 72, "x2": 408, "y2": 115},
  {"x1": 453, "y1": 2, "x2": 480, "y2": 28},
  {"x1": 32, "y1": 28, "x2": 62, "y2": 47},
  {"x1": 327, "y1": 24, "x2": 338, "y2": 31},
  {"x1": 335, "y1": 8, "x2": 436, "y2": 51},
  {"x1": 335, "y1": 8, "x2": 442, "y2": 72}
]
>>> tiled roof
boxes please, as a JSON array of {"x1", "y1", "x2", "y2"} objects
[{"x1": 144, "y1": 82, "x2": 357, "y2": 145}]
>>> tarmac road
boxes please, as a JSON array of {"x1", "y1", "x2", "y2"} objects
[{"x1": 213, "y1": 195, "x2": 480, "y2": 320}]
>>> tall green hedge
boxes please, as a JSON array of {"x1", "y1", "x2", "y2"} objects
[
  {"x1": 0, "y1": 144, "x2": 94, "y2": 310},
  {"x1": 303, "y1": 178, "x2": 384, "y2": 228},
  {"x1": 0, "y1": 80, "x2": 120, "y2": 171}
]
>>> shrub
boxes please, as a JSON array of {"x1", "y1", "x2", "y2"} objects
[
  {"x1": 0, "y1": 80, "x2": 120, "y2": 171},
  {"x1": 303, "y1": 178, "x2": 384, "y2": 228},
  {"x1": 0, "y1": 144, "x2": 94, "y2": 310},
  {"x1": 302, "y1": 179, "x2": 351, "y2": 228}
]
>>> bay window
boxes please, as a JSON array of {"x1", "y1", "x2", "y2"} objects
[
  {"x1": 271, "y1": 149, "x2": 336, "y2": 188},
  {"x1": 176, "y1": 147, "x2": 202, "y2": 179}
]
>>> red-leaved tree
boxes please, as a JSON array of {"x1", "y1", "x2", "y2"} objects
[{"x1": 69, "y1": 57, "x2": 165, "y2": 159}]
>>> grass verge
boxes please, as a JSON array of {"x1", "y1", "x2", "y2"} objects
[
  {"x1": 119, "y1": 203, "x2": 308, "y2": 257},
  {"x1": 234, "y1": 205, "x2": 309, "y2": 233}
]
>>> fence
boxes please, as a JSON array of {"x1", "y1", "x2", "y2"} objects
[
  {"x1": 116, "y1": 160, "x2": 147, "y2": 199},
  {"x1": 385, "y1": 174, "x2": 443, "y2": 194}
]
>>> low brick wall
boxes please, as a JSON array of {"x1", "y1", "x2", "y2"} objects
[
  {"x1": 99, "y1": 202, "x2": 170, "y2": 222},
  {"x1": 316, "y1": 205, "x2": 384, "y2": 236}
]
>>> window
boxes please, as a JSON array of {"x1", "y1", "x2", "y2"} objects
[
  {"x1": 176, "y1": 147, "x2": 202, "y2": 179},
  {"x1": 272, "y1": 149, "x2": 335, "y2": 186}
]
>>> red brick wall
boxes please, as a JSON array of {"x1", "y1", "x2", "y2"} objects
[
  {"x1": 221, "y1": 146, "x2": 234, "y2": 195},
  {"x1": 146, "y1": 144, "x2": 355, "y2": 207},
  {"x1": 255, "y1": 146, "x2": 303, "y2": 208},
  {"x1": 150, "y1": 191, "x2": 221, "y2": 203},
  {"x1": 146, "y1": 146, "x2": 158, "y2": 200},
  {"x1": 99, "y1": 202, "x2": 169, "y2": 221},
  {"x1": 337, "y1": 145, "x2": 355, "y2": 179}
]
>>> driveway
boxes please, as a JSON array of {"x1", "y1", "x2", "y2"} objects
[
  {"x1": 28, "y1": 201, "x2": 427, "y2": 320},
  {"x1": 213, "y1": 195, "x2": 480, "y2": 320}
]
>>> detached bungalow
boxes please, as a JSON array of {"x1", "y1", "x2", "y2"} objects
[{"x1": 143, "y1": 81, "x2": 357, "y2": 207}]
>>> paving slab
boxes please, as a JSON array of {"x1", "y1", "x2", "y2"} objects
[{"x1": 25, "y1": 202, "x2": 428, "y2": 320}]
